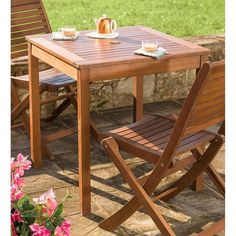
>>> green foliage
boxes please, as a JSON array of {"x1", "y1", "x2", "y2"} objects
[
  {"x1": 50, "y1": 203, "x2": 63, "y2": 219},
  {"x1": 43, "y1": 0, "x2": 224, "y2": 37}
]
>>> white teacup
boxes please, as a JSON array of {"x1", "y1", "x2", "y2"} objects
[
  {"x1": 59, "y1": 26, "x2": 76, "y2": 37},
  {"x1": 142, "y1": 40, "x2": 161, "y2": 53}
]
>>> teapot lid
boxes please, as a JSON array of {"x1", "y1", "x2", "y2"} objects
[{"x1": 100, "y1": 14, "x2": 109, "y2": 19}]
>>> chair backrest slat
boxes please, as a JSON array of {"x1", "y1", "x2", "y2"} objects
[
  {"x1": 11, "y1": 0, "x2": 40, "y2": 7},
  {"x1": 11, "y1": 0, "x2": 51, "y2": 59},
  {"x1": 183, "y1": 61, "x2": 225, "y2": 136}
]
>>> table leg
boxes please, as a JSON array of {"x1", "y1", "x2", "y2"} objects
[
  {"x1": 28, "y1": 43, "x2": 42, "y2": 168},
  {"x1": 193, "y1": 55, "x2": 209, "y2": 191},
  {"x1": 133, "y1": 75, "x2": 143, "y2": 122},
  {"x1": 77, "y1": 69, "x2": 91, "y2": 216}
]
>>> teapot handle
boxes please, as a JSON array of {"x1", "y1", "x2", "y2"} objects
[{"x1": 111, "y1": 20, "x2": 117, "y2": 32}]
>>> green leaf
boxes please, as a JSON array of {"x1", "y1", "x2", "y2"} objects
[
  {"x1": 54, "y1": 216, "x2": 65, "y2": 226},
  {"x1": 45, "y1": 220, "x2": 55, "y2": 232},
  {"x1": 16, "y1": 196, "x2": 29, "y2": 210},
  {"x1": 20, "y1": 222, "x2": 30, "y2": 236},
  {"x1": 21, "y1": 210, "x2": 38, "y2": 218},
  {"x1": 51, "y1": 203, "x2": 63, "y2": 219}
]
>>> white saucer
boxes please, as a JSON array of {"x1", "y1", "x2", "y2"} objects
[{"x1": 86, "y1": 31, "x2": 119, "y2": 39}]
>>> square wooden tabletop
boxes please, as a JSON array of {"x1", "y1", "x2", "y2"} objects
[{"x1": 26, "y1": 26, "x2": 209, "y2": 70}]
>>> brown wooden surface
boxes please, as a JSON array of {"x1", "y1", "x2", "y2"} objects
[
  {"x1": 193, "y1": 53, "x2": 208, "y2": 191},
  {"x1": 26, "y1": 26, "x2": 209, "y2": 70},
  {"x1": 77, "y1": 69, "x2": 91, "y2": 216},
  {"x1": 133, "y1": 75, "x2": 143, "y2": 122},
  {"x1": 11, "y1": 0, "x2": 78, "y2": 162},
  {"x1": 106, "y1": 114, "x2": 215, "y2": 163},
  {"x1": 26, "y1": 26, "x2": 210, "y2": 216},
  {"x1": 11, "y1": 0, "x2": 51, "y2": 59},
  {"x1": 28, "y1": 44, "x2": 42, "y2": 168},
  {"x1": 197, "y1": 218, "x2": 225, "y2": 236},
  {"x1": 99, "y1": 61, "x2": 225, "y2": 235}
]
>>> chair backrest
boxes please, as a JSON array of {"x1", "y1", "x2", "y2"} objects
[
  {"x1": 158, "y1": 60, "x2": 225, "y2": 167},
  {"x1": 182, "y1": 60, "x2": 225, "y2": 136},
  {"x1": 11, "y1": 0, "x2": 52, "y2": 59}
]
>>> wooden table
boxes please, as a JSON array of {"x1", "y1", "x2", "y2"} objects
[{"x1": 26, "y1": 26, "x2": 209, "y2": 216}]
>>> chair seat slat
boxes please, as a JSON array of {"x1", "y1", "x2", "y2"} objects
[
  {"x1": 123, "y1": 119, "x2": 171, "y2": 139},
  {"x1": 107, "y1": 115, "x2": 216, "y2": 163},
  {"x1": 12, "y1": 68, "x2": 76, "y2": 88},
  {"x1": 111, "y1": 116, "x2": 164, "y2": 136}
]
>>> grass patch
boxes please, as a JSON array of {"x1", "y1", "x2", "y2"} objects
[{"x1": 44, "y1": 0, "x2": 224, "y2": 37}]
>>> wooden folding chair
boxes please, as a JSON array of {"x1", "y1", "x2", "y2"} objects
[
  {"x1": 11, "y1": 0, "x2": 77, "y2": 159},
  {"x1": 99, "y1": 61, "x2": 225, "y2": 235}
]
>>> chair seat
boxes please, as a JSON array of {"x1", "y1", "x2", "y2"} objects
[
  {"x1": 12, "y1": 68, "x2": 76, "y2": 91},
  {"x1": 107, "y1": 114, "x2": 216, "y2": 163}
]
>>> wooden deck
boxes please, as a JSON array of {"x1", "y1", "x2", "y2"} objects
[{"x1": 11, "y1": 101, "x2": 224, "y2": 236}]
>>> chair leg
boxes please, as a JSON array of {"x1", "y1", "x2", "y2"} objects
[
  {"x1": 11, "y1": 83, "x2": 54, "y2": 160},
  {"x1": 196, "y1": 217, "x2": 225, "y2": 236},
  {"x1": 11, "y1": 94, "x2": 29, "y2": 123},
  {"x1": 100, "y1": 137, "x2": 176, "y2": 236},
  {"x1": 193, "y1": 148, "x2": 225, "y2": 196},
  {"x1": 45, "y1": 97, "x2": 71, "y2": 122},
  {"x1": 158, "y1": 138, "x2": 224, "y2": 201},
  {"x1": 45, "y1": 86, "x2": 77, "y2": 122},
  {"x1": 65, "y1": 86, "x2": 77, "y2": 111},
  {"x1": 11, "y1": 83, "x2": 30, "y2": 135},
  {"x1": 206, "y1": 164, "x2": 225, "y2": 196}
]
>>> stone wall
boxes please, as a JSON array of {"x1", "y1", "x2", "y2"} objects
[{"x1": 11, "y1": 34, "x2": 225, "y2": 116}]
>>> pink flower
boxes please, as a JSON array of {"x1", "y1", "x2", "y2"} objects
[
  {"x1": 11, "y1": 183, "x2": 23, "y2": 202},
  {"x1": 12, "y1": 172, "x2": 24, "y2": 187},
  {"x1": 55, "y1": 220, "x2": 71, "y2": 236},
  {"x1": 11, "y1": 153, "x2": 31, "y2": 176},
  {"x1": 29, "y1": 223, "x2": 51, "y2": 236},
  {"x1": 33, "y1": 189, "x2": 57, "y2": 216},
  {"x1": 11, "y1": 219, "x2": 18, "y2": 236},
  {"x1": 11, "y1": 210, "x2": 23, "y2": 223},
  {"x1": 46, "y1": 198, "x2": 58, "y2": 216}
]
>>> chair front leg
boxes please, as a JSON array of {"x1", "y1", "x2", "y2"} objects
[{"x1": 100, "y1": 137, "x2": 176, "y2": 236}]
